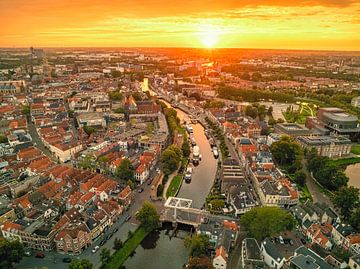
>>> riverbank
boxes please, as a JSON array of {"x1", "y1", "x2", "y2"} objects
[{"x1": 107, "y1": 226, "x2": 150, "y2": 269}]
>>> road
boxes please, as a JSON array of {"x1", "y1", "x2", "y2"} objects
[
  {"x1": 28, "y1": 121, "x2": 57, "y2": 162},
  {"x1": 301, "y1": 159, "x2": 334, "y2": 206}
]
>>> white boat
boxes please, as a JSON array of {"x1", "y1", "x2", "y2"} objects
[
  {"x1": 186, "y1": 124, "x2": 193, "y2": 133},
  {"x1": 213, "y1": 147, "x2": 219, "y2": 159},
  {"x1": 184, "y1": 167, "x2": 192, "y2": 182},
  {"x1": 192, "y1": 146, "x2": 200, "y2": 164}
]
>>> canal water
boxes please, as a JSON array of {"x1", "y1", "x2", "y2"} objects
[
  {"x1": 162, "y1": 100, "x2": 218, "y2": 208},
  {"x1": 123, "y1": 224, "x2": 190, "y2": 269},
  {"x1": 345, "y1": 163, "x2": 360, "y2": 188}
]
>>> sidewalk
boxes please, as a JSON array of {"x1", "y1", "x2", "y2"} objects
[{"x1": 162, "y1": 170, "x2": 178, "y2": 199}]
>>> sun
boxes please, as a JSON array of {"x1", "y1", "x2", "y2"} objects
[{"x1": 202, "y1": 32, "x2": 218, "y2": 48}]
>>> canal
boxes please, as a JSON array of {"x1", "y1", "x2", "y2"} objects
[
  {"x1": 163, "y1": 100, "x2": 218, "y2": 208},
  {"x1": 123, "y1": 96, "x2": 218, "y2": 269}
]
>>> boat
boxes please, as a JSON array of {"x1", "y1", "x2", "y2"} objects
[
  {"x1": 184, "y1": 167, "x2": 192, "y2": 183},
  {"x1": 192, "y1": 145, "x2": 200, "y2": 165},
  {"x1": 186, "y1": 124, "x2": 193, "y2": 134},
  {"x1": 189, "y1": 134, "x2": 196, "y2": 146},
  {"x1": 213, "y1": 147, "x2": 219, "y2": 159}
]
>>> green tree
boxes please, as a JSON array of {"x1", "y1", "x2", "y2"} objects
[
  {"x1": 184, "y1": 234, "x2": 210, "y2": 257},
  {"x1": 135, "y1": 201, "x2": 160, "y2": 231},
  {"x1": 78, "y1": 155, "x2": 96, "y2": 170},
  {"x1": 108, "y1": 90, "x2": 123, "y2": 101},
  {"x1": 181, "y1": 139, "x2": 191, "y2": 157},
  {"x1": 161, "y1": 145, "x2": 182, "y2": 175},
  {"x1": 0, "y1": 134, "x2": 8, "y2": 144},
  {"x1": 333, "y1": 186, "x2": 360, "y2": 220},
  {"x1": 116, "y1": 158, "x2": 134, "y2": 181},
  {"x1": 100, "y1": 248, "x2": 111, "y2": 265},
  {"x1": 270, "y1": 136, "x2": 302, "y2": 166},
  {"x1": 294, "y1": 171, "x2": 306, "y2": 186},
  {"x1": 0, "y1": 238, "x2": 24, "y2": 269},
  {"x1": 240, "y1": 207, "x2": 296, "y2": 241},
  {"x1": 114, "y1": 107, "x2": 125, "y2": 114},
  {"x1": 21, "y1": 105, "x2": 30, "y2": 117},
  {"x1": 132, "y1": 92, "x2": 142, "y2": 101},
  {"x1": 350, "y1": 208, "x2": 360, "y2": 232},
  {"x1": 69, "y1": 259, "x2": 93, "y2": 269},
  {"x1": 209, "y1": 199, "x2": 225, "y2": 211},
  {"x1": 83, "y1": 125, "x2": 96, "y2": 136},
  {"x1": 127, "y1": 179, "x2": 135, "y2": 190},
  {"x1": 113, "y1": 238, "x2": 123, "y2": 250},
  {"x1": 187, "y1": 255, "x2": 213, "y2": 269}
]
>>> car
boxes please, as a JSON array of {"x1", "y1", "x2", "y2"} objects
[
  {"x1": 100, "y1": 239, "x2": 106, "y2": 246},
  {"x1": 113, "y1": 228, "x2": 118, "y2": 234},
  {"x1": 92, "y1": 246, "x2": 100, "y2": 253},
  {"x1": 62, "y1": 257, "x2": 72, "y2": 263},
  {"x1": 289, "y1": 239, "x2": 294, "y2": 246},
  {"x1": 125, "y1": 215, "x2": 132, "y2": 222},
  {"x1": 156, "y1": 168, "x2": 160, "y2": 173},
  {"x1": 35, "y1": 252, "x2": 45, "y2": 258},
  {"x1": 138, "y1": 188, "x2": 144, "y2": 193},
  {"x1": 24, "y1": 250, "x2": 32, "y2": 257},
  {"x1": 147, "y1": 180, "x2": 152, "y2": 185},
  {"x1": 301, "y1": 238, "x2": 306, "y2": 244},
  {"x1": 107, "y1": 233, "x2": 113, "y2": 240}
]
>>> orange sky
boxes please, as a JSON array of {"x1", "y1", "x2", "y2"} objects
[{"x1": 0, "y1": 0, "x2": 359, "y2": 50}]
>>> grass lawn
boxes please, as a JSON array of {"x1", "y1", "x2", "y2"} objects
[
  {"x1": 166, "y1": 174, "x2": 183, "y2": 198},
  {"x1": 107, "y1": 227, "x2": 149, "y2": 269},
  {"x1": 328, "y1": 157, "x2": 360, "y2": 169},
  {"x1": 351, "y1": 144, "x2": 360, "y2": 155}
]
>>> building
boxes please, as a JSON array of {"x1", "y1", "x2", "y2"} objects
[
  {"x1": 290, "y1": 246, "x2": 332, "y2": 269},
  {"x1": 296, "y1": 135, "x2": 351, "y2": 158},
  {"x1": 306, "y1": 108, "x2": 360, "y2": 140},
  {"x1": 54, "y1": 223, "x2": 92, "y2": 254},
  {"x1": 349, "y1": 254, "x2": 360, "y2": 269},
  {"x1": 274, "y1": 123, "x2": 311, "y2": 137},
  {"x1": 241, "y1": 238, "x2": 265, "y2": 269},
  {"x1": 261, "y1": 238, "x2": 285, "y2": 269},
  {"x1": 0, "y1": 81, "x2": 26, "y2": 95}
]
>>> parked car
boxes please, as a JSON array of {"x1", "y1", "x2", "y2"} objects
[
  {"x1": 138, "y1": 188, "x2": 144, "y2": 193},
  {"x1": 125, "y1": 215, "x2": 132, "y2": 222},
  {"x1": 35, "y1": 252, "x2": 45, "y2": 258},
  {"x1": 107, "y1": 233, "x2": 113, "y2": 240},
  {"x1": 100, "y1": 239, "x2": 106, "y2": 246},
  {"x1": 62, "y1": 257, "x2": 72, "y2": 263},
  {"x1": 92, "y1": 246, "x2": 100, "y2": 253},
  {"x1": 301, "y1": 238, "x2": 306, "y2": 244},
  {"x1": 24, "y1": 250, "x2": 32, "y2": 257},
  {"x1": 113, "y1": 228, "x2": 118, "y2": 234}
]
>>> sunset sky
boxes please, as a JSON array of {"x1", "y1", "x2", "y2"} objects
[{"x1": 1, "y1": 0, "x2": 360, "y2": 50}]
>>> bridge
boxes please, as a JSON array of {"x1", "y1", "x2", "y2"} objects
[{"x1": 160, "y1": 197, "x2": 237, "y2": 228}]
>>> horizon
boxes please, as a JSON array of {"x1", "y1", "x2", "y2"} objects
[{"x1": 1, "y1": 0, "x2": 360, "y2": 50}]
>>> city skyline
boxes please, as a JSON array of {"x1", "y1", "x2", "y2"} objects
[{"x1": 1, "y1": 0, "x2": 360, "y2": 50}]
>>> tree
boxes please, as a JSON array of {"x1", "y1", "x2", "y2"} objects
[
  {"x1": 132, "y1": 92, "x2": 142, "y2": 101},
  {"x1": 270, "y1": 136, "x2": 302, "y2": 166},
  {"x1": 209, "y1": 199, "x2": 225, "y2": 211},
  {"x1": 136, "y1": 201, "x2": 160, "y2": 231},
  {"x1": 116, "y1": 158, "x2": 134, "y2": 181},
  {"x1": 127, "y1": 179, "x2": 135, "y2": 190},
  {"x1": 294, "y1": 171, "x2": 306, "y2": 186},
  {"x1": 333, "y1": 186, "x2": 360, "y2": 220},
  {"x1": 100, "y1": 248, "x2": 111, "y2": 265},
  {"x1": 113, "y1": 238, "x2": 123, "y2": 250},
  {"x1": 0, "y1": 238, "x2": 24, "y2": 269},
  {"x1": 78, "y1": 155, "x2": 96, "y2": 170},
  {"x1": 187, "y1": 256, "x2": 214, "y2": 269},
  {"x1": 108, "y1": 90, "x2": 123, "y2": 101},
  {"x1": 69, "y1": 259, "x2": 93, "y2": 269},
  {"x1": 184, "y1": 234, "x2": 210, "y2": 257},
  {"x1": 83, "y1": 125, "x2": 96, "y2": 136},
  {"x1": 114, "y1": 107, "x2": 125, "y2": 114},
  {"x1": 181, "y1": 139, "x2": 191, "y2": 157},
  {"x1": 0, "y1": 134, "x2": 8, "y2": 144},
  {"x1": 161, "y1": 145, "x2": 182, "y2": 175},
  {"x1": 240, "y1": 207, "x2": 296, "y2": 241},
  {"x1": 350, "y1": 208, "x2": 360, "y2": 232}
]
